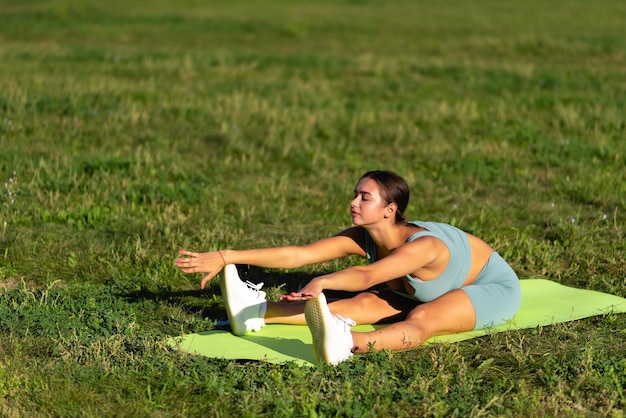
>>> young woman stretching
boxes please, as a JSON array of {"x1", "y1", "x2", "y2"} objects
[{"x1": 175, "y1": 171, "x2": 522, "y2": 365}]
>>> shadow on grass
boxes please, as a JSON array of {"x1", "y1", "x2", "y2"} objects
[{"x1": 119, "y1": 265, "x2": 364, "y2": 322}]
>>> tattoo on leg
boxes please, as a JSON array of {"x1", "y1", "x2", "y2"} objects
[{"x1": 401, "y1": 332, "x2": 421, "y2": 348}]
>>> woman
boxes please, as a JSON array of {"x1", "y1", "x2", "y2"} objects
[{"x1": 175, "y1": 171, "x2": 522, "y2": 365}]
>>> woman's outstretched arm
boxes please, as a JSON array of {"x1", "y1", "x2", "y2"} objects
[
  {"x1": 281, "y1": 236, "x2": 440, "y2": 301},
  {"x1": 175, "y1": 227, "x2": 366, "y2": 289}
]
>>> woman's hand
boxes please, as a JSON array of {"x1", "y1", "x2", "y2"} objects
[
  {"x1": 175, "y1": 250, "x2": 226, "y2": 289},
  {"x1": 280, "y1": 277, "x2": 325, "y2": 302}
]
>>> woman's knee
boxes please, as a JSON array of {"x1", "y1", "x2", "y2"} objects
[
  {"x1": 352, "y1": 291, "x2": 382, "y2": 304},
  {"x1": 404, "y1": 308, "x2": 435, "y2": 339},
  {"x1": 328, "y1": 290, "x2": 411, "y2": 324},
  {"x1": 329, "y1": 291, "x2": 380, "y2": 314}
]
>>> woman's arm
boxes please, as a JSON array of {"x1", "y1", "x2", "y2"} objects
[
  {"x1": 281, "y1": 236, "x2": 440, "y2": 300},
  {"x1": 176, "y1": 227, "x2": 367, "y2": 289}
]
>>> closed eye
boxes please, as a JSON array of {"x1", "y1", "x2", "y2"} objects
[{"x1": 353, "y1": 190, "x2": 373, "y2": 201}]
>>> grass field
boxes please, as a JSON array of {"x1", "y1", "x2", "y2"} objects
[{"x1": 1, "y1": 0, "x2": 625, "y2": 416}]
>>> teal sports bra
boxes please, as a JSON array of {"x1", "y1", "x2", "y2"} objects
[{"x1": 365, "y1": 221, "x2": 472, "y2": 302}]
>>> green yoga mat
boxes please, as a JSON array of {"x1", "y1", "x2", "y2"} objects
[{"x1": 168, "y1": 279, "x2": 626, "y2": 367}]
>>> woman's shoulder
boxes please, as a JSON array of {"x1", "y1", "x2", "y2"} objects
[
  {"x1": 334, "y1": 225, "x2": 366, "y2": 237},
  {"x1": 333, "y1": 226, "x2": 368, "y2": 246}
]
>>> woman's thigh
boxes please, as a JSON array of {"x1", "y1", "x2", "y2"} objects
[{"x1": 404, "y1": 289, "x2": 477, "y2": 337}]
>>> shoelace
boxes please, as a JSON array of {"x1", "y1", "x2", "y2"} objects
[
  {"x1": 245, "y1": 281, "x2": 264, "y2": 291},
  {"x1": 335, "y1": 314, "x2": 356, "y2": 327}
]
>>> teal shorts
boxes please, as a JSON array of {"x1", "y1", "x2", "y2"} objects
[{"x1": 462, "y1": 252, "x2": 522, "y2": 329}]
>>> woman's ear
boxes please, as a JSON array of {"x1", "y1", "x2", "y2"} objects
[{"x1": 384, "y1": 202, "x2": 397, "y2": 218}]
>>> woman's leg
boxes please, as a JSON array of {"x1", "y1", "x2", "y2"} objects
[
  {"x1": 350, "y1": 289, "x2": 477, "y2": 353},
  {"x1": 265, "y1": 289, "x2": 417, "y2": 325}
]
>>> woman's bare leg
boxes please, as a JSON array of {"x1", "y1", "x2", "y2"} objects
[
  {"x1": 265, "y1": 289, "x2": 417, "y2": 325},
  {"x1": 350, "y1": 289, "x2": 477, "y2": 353},
  {"x1": 264, "y1": 301, "x2": 307, "y2": 324}
]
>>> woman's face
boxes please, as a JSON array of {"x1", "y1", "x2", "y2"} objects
[{"x1": 350, "y1": 178, "x2": 392, "y2": 226}]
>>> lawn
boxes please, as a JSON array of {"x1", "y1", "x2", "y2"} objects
[{"x1": 1, "y1": 0, "x2": 625, "y2": 416}]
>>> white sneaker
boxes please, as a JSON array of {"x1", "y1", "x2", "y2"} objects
[
  {"x1": 305, "y1": 293, "x2": 355, "y2": 365},
  {"x1": 219, "y1": 264, "x2": 267, "y2": 336}
]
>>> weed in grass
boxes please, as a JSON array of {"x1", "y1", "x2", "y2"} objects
[{"x1": 0, "y1": 171, "x2": 18, "y2": 240}]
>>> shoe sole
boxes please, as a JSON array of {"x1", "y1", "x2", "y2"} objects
[
  {"x1": 304, "y1": 294, "x2": 329, "y2": 364},
  {"x1": 219, "y1": 264, "x2": 246, "y2": 336}
]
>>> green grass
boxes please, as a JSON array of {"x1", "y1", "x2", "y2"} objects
[{"x1": 1, "y1": 0, "x2": 625, "y2": 416}]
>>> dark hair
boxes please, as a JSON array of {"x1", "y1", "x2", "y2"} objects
[{"x1": 359, "y1": 170, "x2": 410, "y2": 223}]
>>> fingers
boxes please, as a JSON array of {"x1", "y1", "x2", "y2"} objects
[
  {"x1": 175, "y1": 261, "x2": 194, "y2": 270},
  {"x1": 280, "y1": 294, "x2": 304, "y2": 302},
  {"x1": 201, "y1": 273, "x2": 216, "y2": 290},
  {"x1": 175, "y1": 253, "x2": 191, "y2": 266},
  {"x1": 280, "y1": 291, "x2": 315, "y2": 302},
  {"x1": 175, "y1": 250, "x2": 198, "y2": 268},
  {"x1": 175, "y1": 250, "x2": 221, "y2": 290},
  {"x1": 175, "y1": 251, "x2": 202, "y2": 275}
]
